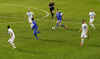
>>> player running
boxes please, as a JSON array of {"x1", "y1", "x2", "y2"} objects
[
  {"x1": 88, "y1": 9, "x2": 96, "y2": 30},
  {"x1": 48, "y1": 0, "x2": 55, "y2": 18},
  {"x1": 79, "y1": 20, "x2": 89, "y2": 46},
  {"x1": 31, "y1": 18, "x2": 41, "y2": 40},
  {"x1": 25, "y1": 9, "x2": 35, "y2": 28},
  {"x1": 7, "y1": 26, "x2": 16, "y2": 49},
  {"x1": 55, "y1": 9, "x2": 67, "y2": 29}
]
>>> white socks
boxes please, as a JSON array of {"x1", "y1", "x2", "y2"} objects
[
  {"x1": 81, "y1": 39, "x2": 84, "y2": 44},
  {"x1": 30, "y1": 24, "x2": 33, "y2": 28},
  {"x1": 9, "y1": 42, "x2": 16, "y2": 49},
  {"x1": 90, "y1": 23, "x2": 95, "y2": 29}
]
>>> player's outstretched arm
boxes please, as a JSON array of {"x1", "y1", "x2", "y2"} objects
[
  {"x1": 4, "y1": 32, "x2": 9, "y2": 34},
  {"x1": 94, "y1": 15, "x2": 96, "y2": 17},
  {"x1": 62, "y1": 14, "x2": 65, "y2": 18},
  {"x1": 48, "y1": 6, "x2": 50, "y2": 8},
  {"x1": 25, "y1": 15, "x2": 27, "y2": 18},
  {"x1": 53, "y1": 3, "x2": 55, "y2": 7},
  {"x1": 79, "y1": 28, "x2": 82, "y2": 32},
  {"x1": 55, "y1": 16, "x2": 57, "y2": 18}
]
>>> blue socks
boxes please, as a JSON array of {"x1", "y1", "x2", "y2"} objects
[
  {"x1": 34, "y1": 33, "x2": 38, "y2": 39},
  {"x1": 61, "y1": 24, "x2": 65, "y2": 27},
  {"x1": 56, "y1": 22, "x2": 65, "y2": 28},
  {"x1": 34, "y1": 31, "x2": 40, "y2": 39},
  {"x1": 56, "y1": 23, "x2": 59, "y2": 28}
]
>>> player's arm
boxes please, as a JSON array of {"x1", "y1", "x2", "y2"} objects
[
  {"x1": 48, "y1": 6, "x2": 50, "y2": 8},
  {"x1": 55, "y1": 15, "x2": 57, "y2": 18},
  {"x1": 87, "y1": 15, "x2": 89, "y2": 17},
  {"x1": 94, "y1": 13, "x2": 96, "y2": 17},
  {"x1": 53, "y1": 3, "x2": 55, "y2": 7},
  {"x1": 4, "y1": 32, "x2": 9, "y2": 34},
  {"x1": 87, "y1": 13, "x2": 90, "y2": 17},
  {"x1": 79, "y1": 28, "x2": 82, "y2": 32},
  {"x1": 62, "y1": 13, "x2": 65, "y2": 18},
  {"x1": 31, "y1": 23, "x2": 34, "y2": 29},
  {"x1": 48, "y1": 4, "x2": 51, "y2": 8},
  {"x1": 92, "y1": 14, "x2": 96, "y2": 18},
  {"x1": 10, "y1": 32, "x2": 13, "y2": 38},
  {"x1": 25, "y1": 14, "x2": 27, "y2": 18},
  {"x1": 94, "y1": 14, "x2": 96, "y2": 17}
]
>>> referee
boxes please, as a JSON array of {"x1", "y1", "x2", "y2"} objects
[{"x1": 48, "y1": 0, "x2": 55, "y2": 18}]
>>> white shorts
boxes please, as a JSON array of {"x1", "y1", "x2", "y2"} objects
[
  {"x1": 89, "y1": 18, "x2": 94, "y2": 24},
  {"x1": 8, "y1": 36, "x2": 15, "y2": 43},
  {"x1": 28, "y1": 18, "x2": 32, "y2": 23},
  {"x1": 81, "y1": 32, "x2": 87, "y2": 38}
]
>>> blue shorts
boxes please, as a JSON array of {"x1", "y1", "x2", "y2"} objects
[
  {"x1": 57, "y1": 19, "x2": 62, "y2": 22},
  {"x1": 33, "y1": 27, "x2": 38, "y2": 33}
]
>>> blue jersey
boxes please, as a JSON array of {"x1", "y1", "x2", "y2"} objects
[
  {"x1": 56, "y1": 12, "x2": 63, "y2": 21},
  {"x1": 32, "y1": 21, "x2": 38, "y2": 28}
]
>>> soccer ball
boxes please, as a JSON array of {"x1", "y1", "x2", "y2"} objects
[{"x1": 52, "y1": 27, "x2": 55, "y2": 30}]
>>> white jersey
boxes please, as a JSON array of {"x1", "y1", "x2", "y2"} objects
[
  {"x1": 89, "y1": 12, "x2": 96, "y2": 19},
  {"x1": 82, "y1": 23, "x2": 88, "y2": 33},
  {"x1": 26, "y1": 11, "x2": 34, "y2": 19},
  {"x1": 8, "y1": 28, "x2": 15, "y2": 37}
]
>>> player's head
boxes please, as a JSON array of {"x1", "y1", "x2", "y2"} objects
[
  {"x1": 57, "y1": 9, "x2": 59, "y2": 13},
  {"x1": 81, "y1": 19, "x2": 85, "y2": 24},
  {"x1": 28, "y1": 9, "x2": 30, "y2": 12},
  {"x1": 50, "y1": 0, "x2": 53, "y2": 3},
  {"x1": 7, "y1": 25, "x2": 10, "y2": 29},
  {"x1": 91, "y1": 9, "x2": 93, "y2": 12},
  {"x1": 31, "y1": 18, "x2": 34, "y2": 21}
]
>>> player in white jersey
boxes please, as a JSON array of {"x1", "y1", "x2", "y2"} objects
[
  {"x1": 79, "y1": 20, "x2": 89, "y2": 46},
  {"x1": 7, "y1": 26, "x2": 16, "y2": 49},
  {"x1": 88, "y1": 9, "x2": 96, "y2": 30},
  {"x1": 25, "y1": 9, "x2": 35, "y2": 28}
]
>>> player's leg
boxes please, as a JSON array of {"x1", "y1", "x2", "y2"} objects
[
  {"x1": 84, "y1": 33, "x2": 89, "y2": 39},
  {"x1": 30, "y1": 22, "x2": 33, "y2": 28},
  {"x1": 56, "y1": 21, "x2": 60, "y2": 28},
  {"x1": 89, "y1": 19, "x2": 95, "y2": 29},
  {"x1": 35, "y1": 27, "x2": 40, "y2": 34},
  {"x1": 59, "y1": 22, "x2": 67, "y2": 29},
  {"x1": 51, "y1": 10, "x2": 54, "y2": 18},
  {"x1": 80, "y1": 33, "x2": 85, "y2": 46},
  {"x1": 33, "y1": 28, "x2": 38, "y2": 39},
  {"x1": 29, "y1": 18, "x2": 33, "y2": 28},
  {"x1": 80, "y1": 37, "x2": 84, "y2": 46},
  {"x1": 7, "y1": 37, "x2": 16, "y2": 49},
  {"x1": 50, "y1": 9, "x2": 53, "y2": 18}
]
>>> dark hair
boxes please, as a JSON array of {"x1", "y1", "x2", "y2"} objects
[
  {"x1": 82, "y1": 19, "x2": 85, "y2": 22},
  {"x1": 31, "y1": 18, "x2": 34, "y2": 21},
  {"x1": 57, "y1": 9, "x2": 59, "y2": 10},
  {"x1": 7, "y1": 25, "x2": 10, "y2": 29}
]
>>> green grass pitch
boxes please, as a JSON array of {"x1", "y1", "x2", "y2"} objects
[{"x1": 0, "y1": 0, "x2": 100, "y2": 59}]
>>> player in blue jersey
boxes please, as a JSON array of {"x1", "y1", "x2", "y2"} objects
[
  {"x1": 55, "y1": 9, "x2": 67, "y2": 29},
  {"x1": 31, "y1": 18, "x2": 41, "y2": 40}
]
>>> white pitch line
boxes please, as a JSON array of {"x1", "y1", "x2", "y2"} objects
[
  {"x1": 0, "y1": 4, "x2": 100, "y2": 25},
  {"x1": 0, "y1": 4, "x2": 49, "y2": 20},
  {"x1": 0, "y1": 17, "x2": 100, "y2": 26},
  {"x1": 0, "y1": 16, "x2": 24, "y2": 20}
]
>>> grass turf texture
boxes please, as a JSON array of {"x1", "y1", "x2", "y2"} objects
[{"x1": 0, "y1": 0, "x2": 100, "y2": 59}]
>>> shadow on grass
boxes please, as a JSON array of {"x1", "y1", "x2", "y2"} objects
[
  {"x1": 67, "y1": 28, "x2": 79, "y2": 31},
  {"x1": 42, "y1": 39, "x2": 70, "y2": 43},
  {"x1": 16, "y1": 48, "x2": 42, "y2": 55},
  {"x1": 89, "y1": 45, "x2": 100, "y2": 47}
]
